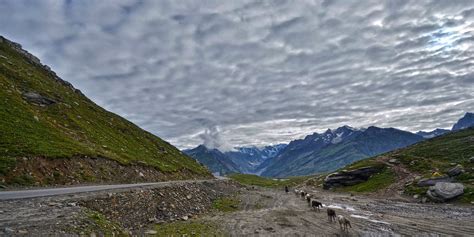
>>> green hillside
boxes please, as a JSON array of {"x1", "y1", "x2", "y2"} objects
[
  {"x1": 0, "y1": 36, "x2": 210, "y2": 186},
  {"x1": 334, "y1": 127, "x2": 474, "y2": 202}
]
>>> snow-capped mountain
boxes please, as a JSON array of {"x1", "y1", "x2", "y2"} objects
[{"x1": 416, "y1": 128, "x2": 450, "y2": 139}]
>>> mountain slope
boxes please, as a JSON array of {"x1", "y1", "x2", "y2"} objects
[
  {"x1": 326, "y1": 127, "x2": 474, "y2": 203},
  {"x1": 225, "y1": 144, "x2": 286, "y2": 173},
  {"x1": 0, "y1": 36, "x2": 210, "y2": 186},
  {"x1": 261, "y1": 126, "x2": 424, "y2": 177},
  {"x1": 452, "y1": 112, "x2": 474, "y2": 131},
  {"x1": 184, "y1": 145, "x2": 240, "y2": 175}
]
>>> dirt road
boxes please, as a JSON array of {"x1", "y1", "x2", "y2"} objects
[{"x1": 206, "y1": 187, "x2": 474, "y2": 236}]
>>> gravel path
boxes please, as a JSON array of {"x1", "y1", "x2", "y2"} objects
[{"x1": 206, "y1": 187, "x2": 474, "y2": 236}]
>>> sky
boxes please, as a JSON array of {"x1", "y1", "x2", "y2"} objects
[{"x1": 1, "y1": 0, "x2": 473, "y2": 150}]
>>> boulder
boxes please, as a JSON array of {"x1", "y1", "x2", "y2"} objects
[
  {"x1": 388, "y1": 159, "x2": 399, "y2": 164},
  {"x1": 417, "y1": 176, "x2": 453, "y2": 187},
  {"x1": 469, "y1": 157, "x2": 474, "y2": 164},
  {"x1": 447, "y1": 164, "x2": 464, "y2": 177},
  {"x1": 323, "y1": 166, "x2": 381, "y2": 189},
  {"x1": 22, "y1": 92, "x2": 56, "y2": 106},
  {"x1": 426, "y1": 182, "x2": 464, "y2": 202}
]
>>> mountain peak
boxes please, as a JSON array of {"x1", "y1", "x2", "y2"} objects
[{"x1": 452, "y1": 112, "x2": 474, "y2": 131}]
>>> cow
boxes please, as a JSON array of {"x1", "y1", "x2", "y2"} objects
[
  {"x1": 327, "y1": 208, "x2": 336, "y2": 222},
  {"x1": 337, "y1": 215, "x2": 352, "y2": 231},
  {"x1": 311, "y1": 200, "x2": 323, "y2": 212}
]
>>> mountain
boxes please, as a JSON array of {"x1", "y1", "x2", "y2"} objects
[
  {"x1": 452, "y1": 112, "x2": 474, "y2": 131},
  {"x1": 183, "y1": 145, "x2": 240, "y2": 175},
  {"x1": 327, "y1": 127, "x2": 474, "y2": 203},
  {"x1": 0, "y1": 36, "x2": 210, "y2": 186},
  {"x1": 260, "y1": 126, "x2": 424, "y2": 177},
  {"x1": 225, "y1": 144, "x2": 286, "y2": 174},
  {"x1": 416, "y1": 129, "x2": 450, "y2": 139}
]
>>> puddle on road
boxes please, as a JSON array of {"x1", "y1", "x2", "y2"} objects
[
  {"x1": 323, "y1": 203, "x2": 356, "y2": 212},
  {"x1": 350, "y1": 214, "x2": 391, "y2": 225},
  {"x1": 323, "y1": 203, "x2": 391, "y2": 226}
]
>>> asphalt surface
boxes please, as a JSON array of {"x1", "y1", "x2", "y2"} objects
[{"x1": 0, "y1": 179, "x2": 218, "y2": 200}]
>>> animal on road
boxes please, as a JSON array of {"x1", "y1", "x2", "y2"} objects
[
  {"x1": 300, "y1": 191, "x2": 306, "y2": 199},
  {"x1": 337, "y1": 215, "x2": 352, "y2": 231},
  {"x1": 311, "y1": 200, "x2": 323, "y2": 212},
  {"x1": 306, "y1": 193, "x2": 312, "y2": 204},
  {"x1": 327, "y1": 208, "x2": 336, "y2": 222},
  {"x1": 285, "y1": 186, "x2": 289, "y2": 193}
]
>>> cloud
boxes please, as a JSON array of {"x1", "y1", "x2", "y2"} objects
[{"x1": 1, "y1": 0, "x2": 473, "y2": 149}]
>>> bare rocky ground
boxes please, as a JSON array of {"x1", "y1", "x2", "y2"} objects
[
  {"x1": 0, "y1": 181, "x2": 473, "y2": 236},
  {"x1": 0, "y1": 179, "x2": 241, "y2": 235},
  {"x1": 205, "y1": 187, "x2": 474, "y2": 236}
]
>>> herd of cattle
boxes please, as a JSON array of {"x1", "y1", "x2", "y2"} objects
[{"x1": 292, "y1": 188, "x2": 352, "y2": 232}]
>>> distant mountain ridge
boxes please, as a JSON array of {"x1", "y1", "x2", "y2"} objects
[
  {"x1": 185, "y1": 112, "x2": 473, "y2": 177},
  {"x1": 183, "y1": 144, "x2": 286, "y2": 175},
  {"x1": 183, "y1": 145, "x2": 240, "y2": 176},
  {"x1": 260, "y1": 126, "x2": 424, "y2": 177}
]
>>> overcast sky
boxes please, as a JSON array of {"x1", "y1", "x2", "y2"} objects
[{"x1": 1, "y1": 0, "x2": 473, "y2": 150}]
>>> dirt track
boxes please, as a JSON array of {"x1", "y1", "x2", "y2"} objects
[{"x1": 206, "y1": 187, "x2": 474, "y2": 236}]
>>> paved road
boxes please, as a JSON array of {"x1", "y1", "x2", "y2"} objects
[{"x1": 0, "y1": 179, "x2": 217, "y2": 200}]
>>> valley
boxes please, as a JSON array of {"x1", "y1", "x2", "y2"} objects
[{"x1": 2, "y1": 180, "x2": 473, "y2": 236}]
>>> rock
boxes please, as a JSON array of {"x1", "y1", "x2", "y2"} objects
[
  {"x1": 4, "y1": 227, "x2": 14, "y2": 233},
  {"x1": 417, "y1": 176, "x2": 453, "y2": 187},
  {"x1": 186, "y1": 194, "x2": 192, "y2": 200},
  {"x1": 181, "y1": 215, "x2": 189, "y2": 221},
  {"x1": 421, "y1": 197, "x2": 428, "y2": 203},
  {"x1": 413, "y1": 194, "x2": 420, "y2": 199},
  {"x1": 323, "y1": 166, "x2": 382, "y2": 189},
  {"x1": 388, "y1": 159, "x2": 399, "y2": 164},
  {"x1": 426, "y1": 182, "x2": 464, "y2": 202},
  {"x1": 18, "y1": 230, "x2": 28, "y2": 234},
  {"x1": 469, "y1": 157, "x2": 474, "y2": 163},
  {"x1": 139, "y1": 172, "x2": 145, "y2": 178},
  {"x1": 22, "y1": 92, "x2": 56, "y2": 106},
  {"x1": 447, "y1": 164, "x2": 464, "y2": 177},
  {"x1": 144, "y1": 230, "x2": 157, "y2": 235}
]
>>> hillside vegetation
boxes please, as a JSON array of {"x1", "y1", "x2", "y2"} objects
[
  {"x1": 0, "y1": 36, "x2": 210, "y2": 186},
  {"x1": 228, "y1": 173, "x2": 310, "y2": 188},
  {"x1": 333, "y1": 127, "x2": 474, "y2": 202}
]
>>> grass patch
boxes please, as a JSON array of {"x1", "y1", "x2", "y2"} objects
[
  {"x1": 228, "y1": 173, "x2": 310, "y2": 188},
  {"x1": 458, "y1": 186, "x2": 474, "y2": 204},
  {"x1": 212, "y1": 197, "x2": 240, "y2": 212},
  {"x1": 82, "y1": 210, "x2": 124, "y2": 235},
  {"x1": 155, "y1": 220, "x2": 227, "y2": 236},
  {"x1": 0, "y1": 156, "x2": 16, "y2": 176},
  {"x1": 338, "y1": 168, "x2": 396, "y2": 193}
]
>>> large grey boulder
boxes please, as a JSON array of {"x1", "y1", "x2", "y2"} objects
[
  {"x1": 22, "y1": 92, "x2": 56, "y2": 106},
  {"x1": 427, "y1": 182, "x2": 464, "y2": 202},
  {"x1": 447, "y1": 164, "x2": 464, "y2": 177},
  {"x1": 323, "y1": 166, "x2": 381, "y2": 189},
  {"x1": 417, "y1": 176, "x2": 453, "y2": 187}
]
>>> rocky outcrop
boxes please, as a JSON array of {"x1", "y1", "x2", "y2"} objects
[
  {"x1": 447, "y1": 164, "x2": 464, "y2": 177},
  {"x1": 22, "y1": 92, "x2": 57, "y2": 106},
  {"x1": 323, "y1": 166, "x2": 382, "y2": 189},
  {"x1": 426, "y1": 182, "x2": 464, "y2": 202},
  {"x1": 417, "y1": 176, "x2": 454, "y2": 187}
]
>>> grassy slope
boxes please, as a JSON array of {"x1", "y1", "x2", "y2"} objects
[
  {"x1": 228, "y1": 173, "x2": 310, "y2": 188},
  {"x1": 0, "y1": 36, "x2": 209, "y2": 180},
  {"x1": 336, "y1": 128, "x2": 474, "y2": 202}
]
